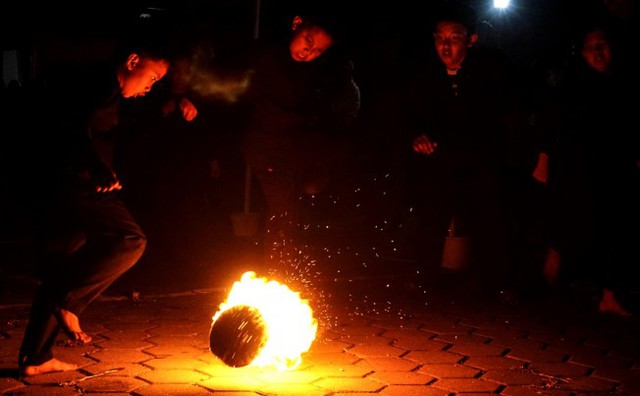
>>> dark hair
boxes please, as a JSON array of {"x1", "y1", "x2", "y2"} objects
[
  {"x1": 113, "y1": 16, "x2": 172, "y2": 64},
  {"x1": 432, "y1": 1, "x2": 478, "y2": 33}
]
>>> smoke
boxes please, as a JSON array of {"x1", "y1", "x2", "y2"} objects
[{"x1": 190, "y1": 68, "x2": 253, "y2": 103}]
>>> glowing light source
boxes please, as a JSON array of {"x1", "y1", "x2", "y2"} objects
[
  {"x1": 493, "y1": 0, "x2": 510, "y2": 9},
  {"x1": 210, "y1": 271, "x2": 317, "y2": 370}
]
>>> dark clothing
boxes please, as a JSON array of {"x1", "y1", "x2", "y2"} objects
[
  {"x1": 19, "y1": 61, "x2": 146, "y2": 367},
  {"x1": 538, "y1": 61, "x2": 639, "y2": 293},
  {"x1": 241, "y1": 40, "x2": 360, "y2": 239},
  {"x1": 403, "y1": 47, "x2": 520, "y2": 292}
]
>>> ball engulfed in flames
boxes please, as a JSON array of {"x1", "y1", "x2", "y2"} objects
[{"x1": 210, "y1": 271, "x2": 317, "y2": 370}]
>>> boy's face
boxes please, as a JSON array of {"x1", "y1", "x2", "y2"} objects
[
  {"x1": 581, "y1": 30, "x2": 612, "y2": 73},
  {"x1": 433, "y1": 21, "x2": 477, "y2": 72},
  {"x1": 289, "y1": 18, "x2": 334, "y2": 62},
  {"x1": 120, "y1": 54, "x2": 170, "y2": 98}
]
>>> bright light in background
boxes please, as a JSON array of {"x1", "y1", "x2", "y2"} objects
[{"x1": 493, "y1": 0, "x2": 510, "y2": 9}]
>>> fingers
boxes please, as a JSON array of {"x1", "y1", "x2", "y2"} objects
[
  {"x1": 95, "y1": 180, "x2": 122, "y2": 193},
  {"x1": 412, "y1": 135, "x2": 438, "y2": 155},
  {"x1": 180, "y1": 98, "x2": 198, "y2": 121}
]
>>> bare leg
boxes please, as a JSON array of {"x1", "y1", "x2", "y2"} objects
[
  {"x1": 56, "y1": 308, "x2": 92, "y2": 344},
  {"x1": 543, "y1": 247, "x2": 561, "y2": 286},
  {"x1": 20, "y1": 358, "x2": 78, "y2": 377}
]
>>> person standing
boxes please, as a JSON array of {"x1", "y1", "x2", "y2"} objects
[
  {"x1": 241, "y1": 13, "x2": 360, "y2": 259},
  {"x1": 403, "y1": 1, "x2": 523, "y2": 298}
]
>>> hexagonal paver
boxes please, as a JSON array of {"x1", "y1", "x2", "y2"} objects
[
  {"x1": 143, "y1": 356, "x2": 207, "y2": 370},
  {"x1": 482, "y1": 368, "x2": 548, "y2": 386},
  {"x1": 200, "y1": 375, "x2": 265, "y2": 392},
  {"x1": 315, "y1": 377, "x2": 385, "y2": 393},
  {"x1": 82, "y1": 362, "x2": 151, "y2": 377},
  {"x1": 449, "y1": 342, "x2": 509, "y2": 357},
  {"x1": 465, "y1": 356, "x2": 527, "y2": 371},
  {"x1": 88, "y1": 348, "x2": 152, "y2": 363},
  {"x1": 138, "y1": 369, "x2": 210, "y2": 384},
  {"x1": 131, "y1": 383, "x2": 212, "y2": 395},
  {"x1": 367, "y1": 371, "x2": 435, "y2": 385},
  {"x1": 258, "y1": 382, "x2": 328, "y2": 395},
  {"x1": 355, "y1": 357, "x2": 420, "y2": 372},
  {"x1": 76, "y1": 376, "x2": 147, "y2": 393},
  {"x1": 256, "y1": 370, "x2": 322, "y2": 384},
  {"x1": 418, "y1": 363, "x2": 480, "y2": 378},
  {"x1": 404, "y1": 350, "x2": 463, "y2": 365},
  {"x1": 432, "y1": 377, "x2": 502, "y2": 393},
  {"x1": 377, "y1": 384, "x2": 450, "y2": 396},
  {"x1": 347, "y1": 344, "x2": 405, "y2": 358}
]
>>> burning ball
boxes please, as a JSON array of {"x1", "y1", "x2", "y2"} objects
[{"x1": 209, "y1": 304, "x2": 267, "y2": 367}]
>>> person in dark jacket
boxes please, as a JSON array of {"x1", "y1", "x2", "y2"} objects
[
  {"x1": 18, "y1": 37, "x2": 170, "y2": 376},
  {"x1": 533, "y1": 22, "x2": 639, "y2": 316},
  {"x1": 241, "y1": 14, "x2": 360, "y2": 258},
  {"x1": 403, "y1": 2, "x2": 523, "y2": 297}
]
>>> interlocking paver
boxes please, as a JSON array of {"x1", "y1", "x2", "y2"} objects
[
  {"x1": 404, "y1": 349, "x2": 464, "y2": 365},
  {"x1": 418, "y1": 363, "x2": 480, "y2": 378},
  {"x1": 76, "y1": 376, "x2": 148, "y2": 393},
  {"x1": 2, "y1": 280, "x2": 639, "y2": 395},
  {"x1": 354, "y1": 356, "x2": 419, "y2": 372},
  {"x1": 315, "y1": 376, "x2": 385, "y2": 393},
  {"x1": 137, "y1": 368, "x2": 210, "y2": 384},
  {"x1": 366, "y1": 370, "x2": 435, "y2": 385},
  {"x1": 376, "y1": 385, "x2": 449, "y2": 396},
  {"x1": 131, "y1": 383, "x2": 213, "y2": 395},
  {"x1": 431, "y1": 377, "x2": 502, "y2": 392}
]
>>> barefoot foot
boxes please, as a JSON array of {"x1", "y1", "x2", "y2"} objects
[
  {"x1": 599, "y1": 289, "x2": 632, "y2": 317},
  {"x1": 56, "y1": 308, "x2": 92, "y2": 344},
  {"x1": 20, "y1": 358, "x2": 78, "y2": 377}
]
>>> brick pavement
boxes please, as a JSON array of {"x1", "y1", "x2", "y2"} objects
[{"x1": 2, "y1": 275, "x2": 640, "y2": 396}]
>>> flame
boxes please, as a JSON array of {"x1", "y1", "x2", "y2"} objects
[{"x1": 212, "y1": 271, "x2": 317, "y2": 370}]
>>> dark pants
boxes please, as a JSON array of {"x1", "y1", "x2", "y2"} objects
[
  {"x1": 19, "y1": 191, "x2": 146, "y2": 366},
  {"x1": 409, "y1": 150, "x2": 511, "y2": 291}
]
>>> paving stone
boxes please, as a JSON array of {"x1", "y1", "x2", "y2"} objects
[
  {"x1": 144, "y1": 344, "x2": 205, "y2": 357},
  {"x1": 464, "y1": 356, "x2": 527, "y2": 371},
  {"x1": 2, "y1": 384, "x2": 83, "y2": 395},
  {"x1": 76, "y1": 376, "x2": 147, "y2": 393},
  {"x1": 433, "y1": 333, "x2": 491, "y2": 345},
  {"x1": 142, "y1": 356, "x2": 207, "y2": 370},
  {"x1": 0, "y1": 376, "x2": 27, "y2": 393},
  {"x1": 505, "y1": 346, "x2": 567, "y2": 363},
  {"x1": 448, "y1": 343, "x2": 508, "y2": 357},
  {"x1": 137, "y1": 368, "x2": 210, "y2": 384},
  {"x1": 87, "y1": 348, "x2": 153, "y2": 364},
  {"x1": 347, "y1": 344, "x2": 405, "y2": 358},
  {"x1": 130, "y1": 383, "x2": 213, "y2": 395},
  {"x1": 81, "y1": 362, "x2": 151, "y2": 377},
  {"x1": 418, "y1": 363, "x2": 480, "y2": 378},
  {"x1": 354, "y1": 357, "x2": 420, "y2": 372},
  {"x1": 367, "y1": 371, "x2": 435, "y2": 385},
  {"x1": 404, "y1": 350, "x2": 463, "y2": 365},
  {"x1": 431, "y1": 377, "x2": 502, "y2": 393},
  {"x1": 200, "y1": 375, "x2": 265, "y2": 392},
  {"x1": 305, "y1": 362, "x2": 373, "y2": 378},
  {"x1": 481, "y1": 368, "x2": 549, "y2": 386},
  {"x1": 304, "y1": 351, "x2": 360, "y2": 366},
  {"x1": 554, "y1": 375, "x2": 619, "y2": 392},
  {"x1": 376, "y1": 385, "x2": 449, "y2": 396},
  {"x1": 392, "y1": 336, "x2": 449, "y2": 352},
  {"x1": 501, "y1": 385, "x2": 575, "y2": 396},
  {"x1": 527, "y1": 361, "x2": 592, "y2": 378},
  {"x1": 315, "y1": 377, "x2": 385, "y2": 393},
  {"x1": 258, "y1": 382, "x2": 327, "y2": 395},
  {"x1": 337, "y1": 334, "x2": 393, "y2": 345},
  {"x1": 255, "y1": 369, "x2": 321, "y2": 384}
]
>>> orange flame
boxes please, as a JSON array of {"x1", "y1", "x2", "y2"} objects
[{"x1": 212, "y1": 271, "x2": 317, "y2": 370}]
